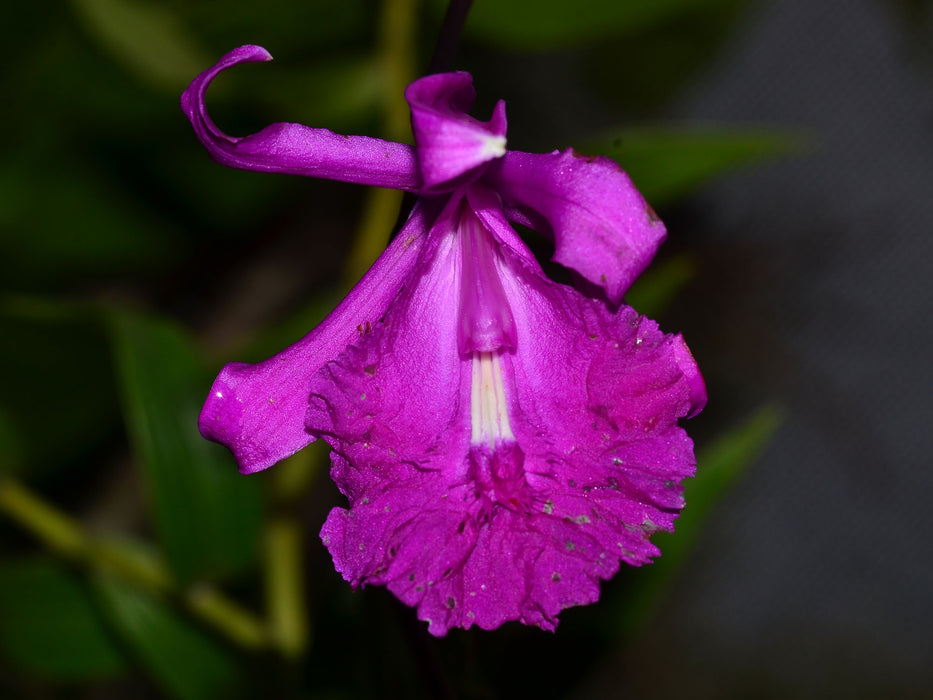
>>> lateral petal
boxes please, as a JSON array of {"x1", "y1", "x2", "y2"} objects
[
  {"x1": 198, "y1": 205, "x2": 432, "y2": 474},
  {"x1": 486, "y1": 148, "x2": 666, "y2": 304},
  {"x1": 181, "y1": 45, "x2": 420, "y2": 190}
]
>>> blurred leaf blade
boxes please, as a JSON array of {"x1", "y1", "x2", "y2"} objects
[
  {"x1": 0, "y1": 160, "x2": 182, "y2": 290},
  {"x1": 69, "y1": 0, "x2": 209, "y2": 91},
  {"x1": 461, "y1": 0, "x2": 745, "y2": 49},
  {"x1": 617, "y1": 405, "x2": 783, "y2": 632},
  {"x1": 588, "y1": 126, "x2": 805, "y2": 205},
  {"x1": 0, "y1": 559, "x2": 127, "y2": 680},
  {"x1": 108, "y1": 309, "x2": 262, "y2": 584},
  {"x1": 95, "y1": 575, "x2": 244, "y2": 700}
]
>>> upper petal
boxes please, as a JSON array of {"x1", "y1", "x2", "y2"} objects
[
  {"x1": 198, "y1": 204, "x2": 432, "y2": 474},
  {"x1": 485, "y1": 148, "x2": 666, "y2": 304},
  {"x1": 406, "y1": 72, "x2": 507, "y2": 192},
  {"x1": 181, "y1": 45, "x2": 420, "y2": 190}
]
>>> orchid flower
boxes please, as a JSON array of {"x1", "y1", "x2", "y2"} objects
[{"x1": 184, "y1": 45, "x2": 706, "y2": 636}]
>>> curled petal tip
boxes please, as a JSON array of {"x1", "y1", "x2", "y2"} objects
[
  {"x1": 235, "y1": 44, "x2": 274, "y2": 62},
  {"x1": 196, "y1": 363, "x2": 306, "y2": 475},
  {"x1": 180, "y1": 44, "x2": 419, "y2": 188},
  {"x1": 180, "y1": 45, "x2": 272, "y2": 120}
]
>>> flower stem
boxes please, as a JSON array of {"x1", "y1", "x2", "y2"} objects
[
  {"x1": 0, "y1": 476, "x2": 86, "y2": 559},
  {"x1": 428, "y1": 0, "x2": 475, "y2": 74},
  {"x1": 388, "y1": 0, "x2": 476, "y2": 241},
  {"x1": 262, "y1": 444, "x2": 324, "y2": 660},
  {"x1": 0, "y1": 476, "x2": 269, "y2": 650},
  {"x1": 342, "y1": 0, "x2": 418, "y2": 287},
  {"x1": 264, "y1": 516, "x2": 307, "y2": 658},
  {"x1": 379, "y1": 0, "x2": 418, "y2": 142}
]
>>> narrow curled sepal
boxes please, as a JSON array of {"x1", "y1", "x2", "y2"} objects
[{"x1": 181, "y1": 45, "x2": 421, "y2": 190}]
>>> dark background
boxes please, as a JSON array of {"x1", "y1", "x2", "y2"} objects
[
  {"x1": 1, "y1": 0, "x2": 930, "y2": 698},
  {"x1": 573, "y1": 1, "x2": 933, "y2": 697}
]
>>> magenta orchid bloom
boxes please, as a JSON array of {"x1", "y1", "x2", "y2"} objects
[{"x1": 184, "y1": 45, "x2": 706, "y2": 636}]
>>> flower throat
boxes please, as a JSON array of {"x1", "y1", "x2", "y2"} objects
[{"x1": 457, "y1": 205, "x2": 516, "y2": 447}]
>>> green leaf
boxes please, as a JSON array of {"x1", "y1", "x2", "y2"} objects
[
  {"x1": 0, "y1": 559, "x2": 127, "y2": 679},
  {"x1": 587, "y1": 126, "x2": 804, "y2": 205},
  {"x1": 95, "y1": 576, "x2": 243, "y2": 700},
  {"x1": 617, "y1": 405, "x2": 783, "y2": 632},
  {"x1": 69, "y1": 0, "x2": 209, "y2": 91},
  {"x1": 108, "y1": 309, "x2": 262, "y2": 584},
  {"x1": 460, "y1": 0, "x2": 743, "y2": 49}
]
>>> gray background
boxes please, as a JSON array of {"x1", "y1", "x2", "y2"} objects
[{"x1": 577, "y1": 1, "x2": 933, "y2": 697}]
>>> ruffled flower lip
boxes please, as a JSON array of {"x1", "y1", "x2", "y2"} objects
[{"x1": 183, "y1": 45, "x2": 705, "y2": 636}]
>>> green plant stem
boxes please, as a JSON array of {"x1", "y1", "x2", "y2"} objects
[
  {"x1": 378, "y1": 0, "x2": 418, "y2": 140},
  {"x1": 341, "y1": 0, "x2": 418, "y2": 288},
  {"x1": 184, "y1": 582, "x2": 268, "y2": 650},
  {"x1": 428, "y1": 0, "x2": 474, "y2": 73},
  {"x1": 262, "y1": 444, "x2": 325, "y2": 660},
  {"x1": 0, "y1": 476, "x2": 269, "y2": 650},
  {"x1": 0, "y1": 477, "x2": 87, "y2": 559},
  {"x1": 264, "y1": 516, "x2": 307, "y2": 659}
]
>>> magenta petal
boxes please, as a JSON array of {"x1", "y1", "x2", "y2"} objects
[
  {"x1": 406, "y1": 72, "x2": 507, "y2": 191},
  {"x1": 312, "y1": 197, "x2": 703, "y2": 635},
  {"x1": 181, "y1": 45, "x2": 420, "y2": 190},
  {"x1": 491, "y1": 204, "x2": 703, "y2": 552},
  {"x1": 672, "y1": 335, "x2": 707, "y2": 417},
  {"x1": 306, "y1": 198, "x2": 465, "y2": 466},
  {"x1": 486, "y1": 149, "x2": 666, "y2": 304},
  {"x1": 198, "y1": 206, "x2": 431, "y2": 474}
]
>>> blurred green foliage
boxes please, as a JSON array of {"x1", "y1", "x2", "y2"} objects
[
  {"x1": 0, "y1": 0, "x2": 791, "y2": 697},
  {"x1": 461, "y1": 0, "x2": 742, "y2": 49},
  {"x1": 94, "y1": 575, "x2": 245, "y2": 699},
  {"x1": 589, "y1": 126, "x2": 804, "y2": 206},
  {"x1": 0, "y1": 559, "x2": 127, "y2": 679},
  {"x1": 109, "y1": 309, "x2": 262, "y2": 584}
]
